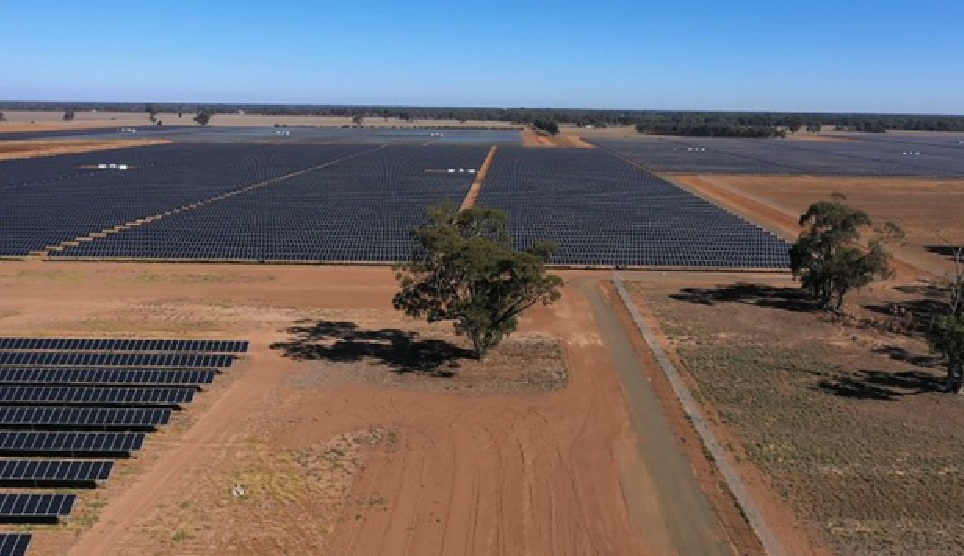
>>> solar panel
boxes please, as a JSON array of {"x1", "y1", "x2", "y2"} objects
[
  {"x1": 0, "y1": 406, "x2": 171, "y2": 430},
  {"x1": 0, "y1": 431, "x2": 145, "y2": 457},
  {"x1": 0, "y1": 387, "x2": 194, "y2": 408},
  {"x1": 0, "y1": 338, "x2": 248, "y2": 353},
  {"x1": 0, "y1": 459, "x2": 113, "y2": 487},
  {"x1": 0, "y1": 493, "x2": 75, "y2": 523},
  {"x1": 0, "y1": 352, "x2": 234, "y2": 368},
  {"x1": 0, "y1": 533, "x2": 30, "y2": 556},
  {"x1": 0, "y1": 368, "x2": 216, "y2": 388}
]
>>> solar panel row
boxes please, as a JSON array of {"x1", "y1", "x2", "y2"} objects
[
  {"x1": 0, "y1": 432, "x2": 145, "y2": 457},
  {"x1": 0, "y1": 338, "x2": 248, "y2": 353},
  {"x1": 0, "y1": 494, "x2": 74, "y2": 523},
  {"x1": 0, "y1": 533, "x2": 30, "y2": 556},
  {"x1": 0, "y1": 407, "x2": 171, "y2": 430},
  {"x1": 0, "y1": 387, "x2": 194, "y2": 407},
  {"x1": 0, "y1": 352, "x2": 234, "y2": 368},
  {"x1": 0, "y1": 369, "x2": 215, "y2": 388},
  {"x1": 0, "y1": 460, "x2": 112, "y2": 486}
]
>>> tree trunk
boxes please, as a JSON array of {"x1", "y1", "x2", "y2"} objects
[
  {"x1": 948, "y1": 359, "x2": 963, "y2": 394},
  {"x1": 470, "y1": 333, "x2": 486, "y2": 361}
]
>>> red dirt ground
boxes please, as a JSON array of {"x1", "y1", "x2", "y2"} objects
[
  {"x1": 668, "y1": 174, "x2": 964, "y2": 280},
  {"x1": 0, "y1": 139, "x2": 171, "y2": 161},
  {"x1": 0, "y1": 262, "x2": 750, "y2": 556}
]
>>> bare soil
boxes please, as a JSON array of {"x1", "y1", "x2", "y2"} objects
[
  {"x1": 670, "y1": 174, "x2": 964, "y2": 279},
  {"x1": 0, "y1": 139, "x2": 171, "y2": 161},
  {"x1": 521, "y1": 129, "x2": 593, "y2": 148},
  {"x1": 0, "y1": 262, "x2": 737, "y2": 555},
  {"x1": 0, "y1": 111, "x2": 520, "y2": 130},
  {"x1": 628, "y1": 274, "x2": 964, "y2": 556}
]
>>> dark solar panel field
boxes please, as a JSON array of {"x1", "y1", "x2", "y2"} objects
[
  {"x1": 1, "y1": 143, "x2": 373, "y2": 256},
  {"x1": 594, "y1": 136, "x2": 964, "y2": 177},
  {"x1": 52, "y1": 145, "x2": 488, "y2": 262},
  {"x1": 0, "y1": 140, "x2": 799, "y2": 268},
  {"x1": 0, "y1": 338, "x2": 246, "y2": 550},
  {"x1": 478, "y1": 148, "x2": 790, "y2": 268}
]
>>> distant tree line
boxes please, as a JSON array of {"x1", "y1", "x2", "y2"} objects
[{"x1": 3, "y1": 102, "x2": 963, "y2": 135}]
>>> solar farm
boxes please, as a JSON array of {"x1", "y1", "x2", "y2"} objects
[
  {"x1": 1, "y1": 131, "x2": 792, "y2": 269},
  {"x1": 1, "y1": 125, "x2": 963, "y2": 556},
  {"x1": 0, "y1": 337, "x2": 246, "y2": 555}
]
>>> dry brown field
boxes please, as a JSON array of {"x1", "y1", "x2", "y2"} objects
[
  {"x1": 0, "y1": 139, "x2": 170, "y2": 161},
  {"x1": 669, "y1": 174, "x2": 964, "y2": 278},
  {"x1": 0, "y1": 111, "x2": 519, "y2": 130},
  {"x1": 0, "y1": 262, "x2": 758, "y2": 556},
  {"x1": 627, "y1": 273, "x2": 964, "y2": 556}
]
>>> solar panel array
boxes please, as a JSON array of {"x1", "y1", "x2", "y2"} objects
[
  {"x1": 0, "y1": 143, "x2": 372, "y2": 256},
  {"x1": 0, "y1": 338, "x2": 248, "y2": 352},
  {"x1": 0, "y1": 533, "x2": 30, "y2": 556},
  {"x1": 0, "y1": 352, "x2": 234, "y2": 368},
  {"x1": 477, "y1": 148, "x2": 790, "y2": 268},
  {"x1": 52, "y1": 145, "x2": 487, "y2": 261},
  {"x1": 0, "y1": 460, "x2": 112, "y2": 487},
  {"x1": 0, "y1": 338, "x2": 247, "y2": 553},
  {"x1": 0, "y1": 369, "x2": 215, "y2": 388},
  {"x1": 594, "y1": 136, "x2": 964, "y2": 177}
]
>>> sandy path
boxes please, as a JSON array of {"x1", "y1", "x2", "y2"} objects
[{"x1": 460, "y1": 146, "x2": 498, "y2": 210}]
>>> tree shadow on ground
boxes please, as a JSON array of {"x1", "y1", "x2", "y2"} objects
[
  {"x1": 669, "y1": 282, "x2": 817, "y2": 312},
  {"x1": 924, "y1": 245, "x2": 962, "y2": 262},
  {"x1": 872, "y1": 344, "x2": 943, "y2": 368},
  {"x1": 862, "y1": 284, "x2": 946, "y2": 333},
  {"x1": 269, "y1": 320, "x2": 475, "y2": 376},
  {"x1": 817, "y1": 369, "x2": 944, "y2": 401}
]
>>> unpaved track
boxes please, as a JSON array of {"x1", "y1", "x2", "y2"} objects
[{"x1": 579, "y1": 277, "x2": 733, "y2": 556}]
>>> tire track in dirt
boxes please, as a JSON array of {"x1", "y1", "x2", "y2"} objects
[{"x1": 66, "y1": 338, "x2": 299, "y2": 556}]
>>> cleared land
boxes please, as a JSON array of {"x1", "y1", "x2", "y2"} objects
[
  {"x1": 627, "y1": 274, "x2": 964, "y2": 556},
  {"x1": 0, "y1": 139, "x2": 170, "y2": 161},
  {"x1": 671, "y1": 174, "x2": 964, "y2": 276},
  {"x1": 0, "y1": 262, "x2": 746, "y2": 556},
  {"x1": 0, "y1": 111, "x2": 521, "y2": 130}
]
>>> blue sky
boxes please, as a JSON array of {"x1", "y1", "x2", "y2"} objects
[{"x1": 1, "y1": 0, "x2": 962, "y2": 113}]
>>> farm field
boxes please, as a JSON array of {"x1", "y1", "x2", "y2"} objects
[
  {"x1": 626, "y1": 275, "x2": 964, "y2": 556},
  {"x1": 669, "y1": 174, "x2": 964, "y2": 276},
  {"x1": 0, "y1": 262, "x2": 749, "y2": 556},
  {"x1": 0, "y1": 111, "x2": 522, "y2": 130}
]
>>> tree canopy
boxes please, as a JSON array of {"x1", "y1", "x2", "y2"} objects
[
  {"x1": 926, "y1": 245, "x2": 964, "y2": 393},
  {"x1": 193, "y1": 112, "x2": 212, "y2": 126},
  {"x1": 394, "y1": 203, "x2": 562, "y2": 360},
  {"x1": 788, "y1": 195, "x2": 900, "y2": 310}
]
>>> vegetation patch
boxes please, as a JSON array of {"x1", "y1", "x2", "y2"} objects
[{"x1": 632, "y1": 281, "x2": 964, "y2": 556}]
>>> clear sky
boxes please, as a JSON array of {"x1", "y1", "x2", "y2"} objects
[{"x1": 2, "y1": 0, "x2": 962, "y2": 113}]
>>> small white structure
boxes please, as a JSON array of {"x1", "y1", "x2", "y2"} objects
[
  {"x1": 97, "y1": 164, "x2": 108, "y2": 169},
  {"x1": 447, "y1": 168, "x2": 456, "y2": 173},
  {"x1": 109, "y1": 163, "x2": 117, "y2": 169},
  {"x1": 118, "y1": 164, "x2": 128, "y2": 170},
  {"x1": 468, "y1": 169, "x2": 477, "y2": 174}
]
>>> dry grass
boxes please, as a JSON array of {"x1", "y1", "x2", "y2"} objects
[{"x1": 631, "y1": 280, "x2": 964, "y2": 556}]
